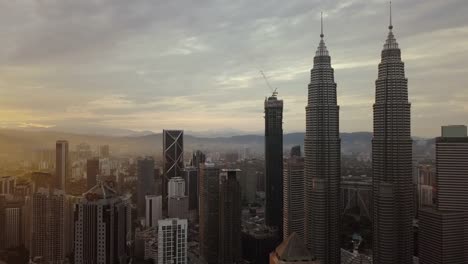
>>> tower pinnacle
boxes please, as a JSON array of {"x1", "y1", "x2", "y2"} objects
[
  {"x1": 389, "y1": 1, "x2": 393, "y2": 30},
  {"x1": 320, "y1": 12, "x2": 324, "y2": 38}
]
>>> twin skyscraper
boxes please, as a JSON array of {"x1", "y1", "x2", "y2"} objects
[{"x1": 302, "y1": 6, "x2": 412, "y2": 264}]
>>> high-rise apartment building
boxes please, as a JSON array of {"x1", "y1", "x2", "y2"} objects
[
  {"x1": 219, "y1": 169, "x2": 242, "y2": 264},
  {"x1": 264, "y1": 91, "x2": 283, "y2": 239},
  {"x1": 74, "y1": 182, "x2": 131, "y2": 264},
  {"x1": 86, "y1": 158, "x2": 99, "y2": 191},
  {"x1": 304, "y1": 16, "x2": 341, "y2": 264},
  {"x1": 419, "y1": 125, "x2": 468, "y2": 264},
  {"x1": 158, "y1": 218, "x2": 188, "y2": 264},
  {"x1": 55, "y1": 140, "x2": 69, "y2": 191},
  {"x1": 145, "y1": 195, "x2": 162, "y2": 228},
  {"x1": 199, "y1": 163, "x2": 220, "y2": 264},
  {"x1": 5, "y1": 207, "x2": 21, "y2": 249},
  {"x1": 31, "y1": 188, "x2": 66, "y2": 264},
  {"x1": 137, "y1": 157, "x2": 156, "y2": 217},
  {"x1": 283, "y1": 155, "x2": 305, "y2": 240},
  {"x1": 372, "y1": 7, "x2": 413, "y2": 264},
  {"x1": 0, "y1": 176, "x2": 16, "y2": 195}
]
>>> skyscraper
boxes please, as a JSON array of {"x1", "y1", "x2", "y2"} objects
[
  {"x1": 55, "y1": 140, "x2": 69, "y2": 191},
  {"x1": 74, "y1": 182, "x2": 131, "y2": 264},
  {"x1": 419, "y1": 125, "x2": 468, "y2": 264},
  {"x1": 31, "y1": 188, "x2": 66, "y2": 263},
  {"x1": 264, "y1": 91, "x2": 283, "y2": 238},
  {"x1": 199, "y1": 163, "x2": 220, "y2": 264},
  {"x1": 283, "y1": 154, "x2": 305, "y2": 240},
  {"x1": 163, "y1": 130, "x2": 184, "y2": 179},
  {"x1": 163, "y1": 130, "x2": 184, "y2": 211},
  {"x1": 137, "y1": 157, "x2": 156, "y2": 217},
  {"x1": 86, "y1": 158, "x2": 99, "y2": 191},
  {"x1": 158, "y1": 218, "x2": 188, "y2": 264},
  {"x1": 372, "y1": 6, "x2": 413, "y2": 264},
  {"x1": 219, "y1": 169, "x2": 242, "y2": 264},
  {"x1": 304, "y1": 15, "x2": 341, "y2": 264}
]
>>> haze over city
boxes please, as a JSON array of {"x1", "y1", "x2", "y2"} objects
[{"x1": 0, "y1": 0, "x2": 467, "y2": 137}]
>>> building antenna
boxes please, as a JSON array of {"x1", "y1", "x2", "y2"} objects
[
  {"x1": 389, "y1": 1, "x2": 393, "y2": 30},
  {"x1": 321, "y1": 12, "x2": 324, "y2": 38}
]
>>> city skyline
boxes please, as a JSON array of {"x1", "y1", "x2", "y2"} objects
[{"x1": 0, "y1": 1, "x2": 467, "y2": 137}]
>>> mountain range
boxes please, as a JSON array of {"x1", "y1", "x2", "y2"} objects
[{"x1": 0, "y1": 129, "x2": 434, "y2": 159}]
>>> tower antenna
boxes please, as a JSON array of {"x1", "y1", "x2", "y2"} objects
[
  {"x1": 320, "y1": 12, "x2": 324, "y2": 38},
  {"x1": 389, "y1": 1, "x2": 393, "y2": 30}
]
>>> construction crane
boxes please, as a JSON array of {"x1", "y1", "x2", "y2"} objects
[{"x1": 260, "y1": 70, "x2": 278, "y2": 97}]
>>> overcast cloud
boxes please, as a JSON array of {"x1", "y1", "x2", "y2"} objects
[{"x1": 0, "y1": 0, "x2": 467, "y2": 137}]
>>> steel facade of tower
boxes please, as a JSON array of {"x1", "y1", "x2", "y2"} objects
[
  {"x1": 304, "y1": 21, "x2": 341, "y2": 264},
  {"x1": 163, "y1": 130, "x2": 184, "y2": 179},
  {"x1": 371, "y1": 14, "x2": 414, "y2": 264},
  {"x1": 264, "y1": 93, "x2": 283, "y2": 238}
]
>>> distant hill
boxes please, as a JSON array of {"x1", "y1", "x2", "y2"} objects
[{"x1": 0, "y1": 129, "x2": 433, "y2": 159}]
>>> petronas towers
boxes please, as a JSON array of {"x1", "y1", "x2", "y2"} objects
[
  {"x1": 303, "y1": 6, "x2": 412, "y2": 264},
  {"x1": 372, "y1": 9, "x2": 413, "y2": 264},
  {"x1": 304, "y1": 14, "x2": 341, "y2": 264}
]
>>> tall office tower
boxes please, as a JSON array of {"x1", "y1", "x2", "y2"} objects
[
  {"x1": 55, "y1": 140, "x2": 69, "y2": 192},
  {"x1": 137, "y1": 157, "x2": 156, "y2": 217},
  {"x1": 264, "y1": 91, "x2": 283, "y2": 239},
  {"x1": 219, "y1": 169, "x2": 242, "y2": 264},
  {"x1": 372, "y1": 6, "x2": 413, "y2": 264},
  {"x1": 74, "y1": 182, "x2": 131, "y2": 264},
  {"x1": 31, "y1": 188, "x2": 66, "y2": 263},
  {"x1": 199, "y1": 163, "x2": 220, "y2": 264},
  {"x1": 163, "y1": 130, "x2": 184, "y2": 211},
  {"x1": 168, "y1": 177, "x2": 189, "y2": 220},
  {"x1": 145, "y1": 195, "x2": 162, "y2": 228},
  {"x1": 86, "y1": 158, "x2": 99, "y2": 190},
  {"x1": 183, "y1": 167, "x2": 198, "y2": 219},
  {"x1": 283, "y1": 155, "x2": 305, "y2": 240},
  {"x1": 191, "y1": 150, "x2": 206, "y2": 168},
  {"x1": 303, "y1": 15, "x2": 340, "y2": 264},
  {"x1": 158, "y1": 218, "x2": 188, "y2": 264},
  {"x1": 163, "y1": 130, "x2": 184, "y2": 178},
  {"x1": 0, "y1": 176, "x2": 16, "y2": 195},
  {"x1": 419, "y1": 125, "x2": 468, "y2": 264},
  {"x1": 99, "y1": 144, "x2": 110, "y2": 158}
]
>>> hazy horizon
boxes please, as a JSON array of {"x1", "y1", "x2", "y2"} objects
[{"x1": 0, "y1": 0, "x2": 467, "y2": 137}]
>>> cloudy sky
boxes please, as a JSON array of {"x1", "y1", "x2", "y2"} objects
[{"x1": 0, "y1": 0, "x2": 466, "y2": 137}]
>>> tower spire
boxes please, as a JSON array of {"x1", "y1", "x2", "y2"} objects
[
  {"x1": 389, "y1": 1, "x2": 393, "y2": 30},
  {"x1": 320, "y1": 12, "x2": 324, "y2": 38}
]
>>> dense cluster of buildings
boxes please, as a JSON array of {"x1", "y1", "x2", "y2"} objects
[{"x1": 0, "y1": 5, "x2": 466, "y2": 264}]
